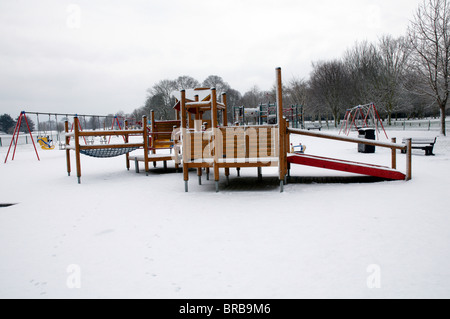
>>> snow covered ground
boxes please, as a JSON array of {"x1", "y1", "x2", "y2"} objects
[{"x1": 0, "y1": 129, "x2": 449, "y2": 299}]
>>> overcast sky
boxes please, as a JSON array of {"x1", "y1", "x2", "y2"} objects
[{"x1": 0, "y1": 0, "x2": 422, "y2": 117}]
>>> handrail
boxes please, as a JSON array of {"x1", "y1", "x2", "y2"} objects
[
  {"x1": 287, "y1": 128, "x2": 406, "y2": 150},
  {"x1": 66, "y1": 129, "x2": 144, "y2": 137}
]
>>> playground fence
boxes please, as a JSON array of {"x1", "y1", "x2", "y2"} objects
[
  {"x1": 0, "y1": 134, "x2": 39, "y2": 147},
  {"x1": 305, "y1": 118, "x2": 449, "y2": 132},
  {"x1": 0, "y1": 132, "x2": 66, "y2": 148}
]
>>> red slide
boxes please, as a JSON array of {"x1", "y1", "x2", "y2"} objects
[{"x1": 287, "y1": 154, "x2": 406, "y2": 180}]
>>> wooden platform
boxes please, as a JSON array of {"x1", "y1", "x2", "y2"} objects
[
  {"x1": 287, "y1": 154, "x2": 406, "y2": 181},
  {"x1": 130, "y1": 154, "x2": 174, "y2": 162}
]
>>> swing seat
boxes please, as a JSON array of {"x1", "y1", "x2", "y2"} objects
[
  {"x1": 37, "y1": 137, "x2": 55, "y2": 150},
  {"x1": 79, "y1": 147, "x2": 140, "y2": 158},
  {"x1": 41, "y1": 145, "x2": 56, "y2": 150}
]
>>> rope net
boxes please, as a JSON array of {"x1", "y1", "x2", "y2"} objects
[{"x1": 79, "y1": 147, "x2": 139, "y2": 158}]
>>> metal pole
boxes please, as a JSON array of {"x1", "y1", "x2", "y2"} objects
[
  {"x1": 11, "y1": 113, "x2": 23, "y2": 161},
  {"x1": 4, "y1": 113, "x2": 22, "y2": 163},
  {"x1": 24, "y1": 112, "x2": 40, "y2": 161}
]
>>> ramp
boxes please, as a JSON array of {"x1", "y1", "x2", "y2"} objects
[{"x1": 287, "y1": 154, "x2": 406, "y2": 181}]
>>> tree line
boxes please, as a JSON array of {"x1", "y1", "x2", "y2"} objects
[
  {"x1": 128, "y1": 0, "x2": 449, "y2": 135},
  {"x1": 1, "y1": 1, "x2": 447, "y2": 136}
]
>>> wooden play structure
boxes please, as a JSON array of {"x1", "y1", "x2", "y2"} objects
[
  {"x1": 129, "y1": 111, "x2": 181, "y2": 172},
  {"x1": 175, "y1": 68, "x2": 412, "y2": 192},
  {"x1": 55, "y1": 67, "x2": 413, "y2": 190},
  {"x1": 65, "y1": 116, "x2": 149, "y2": 183},
  {"x1": 176, "y1": 68, "x2": 289, "y2": 192},
  {"x1": 64, "y1": 113, "x2": 182, "y2": 182}
]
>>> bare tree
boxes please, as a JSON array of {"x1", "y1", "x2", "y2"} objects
[
  {"x1": 225, "y1": 88, "x2": 242, "y2": 124},
  {"x1": 310, "y1": 60, "x2": 351, "y2": 127},
  {"x1": 240, "y1": 86, "x2": 267, "y2": 107},
  {"x1": 88, "y1": 116, "x2": 100, "y2": 130},
  {"x1": 144, "y1": 92, "x2": 173, "y2": 120},
  {"x1": 146, "y1": 79, "x2": 177, "y2": 120},
  {"x1": 174, "y1": 76, "x2": 200, "y2": 90},
  {"x1": 202, "y1": 75, "x2": 230, "y2": 94},
  {"x1": 377, "y1": 35, "x2": 411, "y2": 124},
  {"x1": 131, "y1": 107, "x2": 147, "y2": 121},
  {"x1": 408, "y1": 0, "x2": 450, "y2": 135},
  {"x1": 286, "y1": 77, "x2": 309, "y2": 106},
  {"x1": 344, "y1": 41, "x2": 382, "y2": 105}
]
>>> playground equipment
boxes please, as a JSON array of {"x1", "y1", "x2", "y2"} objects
[
  {"x1": 339, "y1": 103, "x2": 388, "y2": 139},
  {"x1": 108, "y1": 116, "x2": 126, "y2": 144},
  {"x1": 286, "y1": 129, "x2": 411, "y2": 182},
  {"x1": 4, "y1": 111, "x2": 138, "y2": 161},
  {"x1": 4, "y1": 111, "x2": 40, "y2": 163},
  {"x1": 174, "y1": 68, "x2": 412, "y2": 192},
  {"x1": 233, "y1": 104, "x2": 304, "y2": 128},
  {"x1": 291, "y1": 143, "x2": 306, "y2": 154},
  {"x1": 36, "y1": 113, "x2": 56, "y2": 150},
  {"x1": 175, "y1": 69, "x2": 288, "y2": 192},
  {"x1": 65, "y1": 116, "x2": 149, "y2": 183},
  {"x1": 129, "y1": 110, "x2": 181, "y2": 172},
  {"x1": 37, "y1": 136, "x2": 55, "y2": 150},
  {"x1": 64, "y1": 113, "x2": 182, "y2": 183},
  {"x1": 6, "y1": 71, "x2": 413, "y2": 191}
]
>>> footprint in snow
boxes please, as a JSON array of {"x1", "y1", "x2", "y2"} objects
[{"x1": 95, "y1": 229, "x2": 115, "y2": 236}]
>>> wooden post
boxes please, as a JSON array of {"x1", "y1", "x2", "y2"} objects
[
  {"x1": 391, "y1": 137, "x2": 396, "y2": 170},
  {"x1": 222, "y1": 93, "x2": 228, "y2": 126},
  {"x1": 125, "y1": 119, "x2": 130, "y2": 171},
  {"x1": 222, "y1": 93, "x2": 230, "y2": 180},
  {"x1": 188, "y1": 96, "x2": 196, "y2": 129},
  {"x1": 211, "y1": 88, "x2": 220, "y2": 192},
  {"x1": 135, "y1": 157, "x2": 139, "y2": 173},
  {"x1": 175, "y1": 104, "x2": 180, "y2": 121},
  {"x1": 65, "y1": 120, "x2": 71, "y2": 176},
  {"x1": 406, "y1": 138, "x2": 412, "y2": 181},
  {"x1": 276, "y1": 67, "x2": 285, "y2": 192},
  {"x1": 194, "y1": 95, "x2": 202, "y2": 120},
  {"x1": 74, "y1": 117, "x2": 82, "y2": 184},
  {"x1": 285, "y1": 118, "x2": 290, "y2": 164},
  {"x1": 143, "y1": 115, "x2": 149, "y2": 176},
  {"x1": 150, "y1": 110, "x2": 156, "y2": 167},
  {"x1": 193, "y1": 94, "x2": 202, "y2": 182},
  {"x1": 181, "y1": 90, "x2": 189, "y2": 191}
]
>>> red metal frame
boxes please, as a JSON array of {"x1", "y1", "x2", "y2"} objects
[
  {"x1": 340, "y1": 103, "x2": 388, "y2": 139},
  {"x1": 4, "y1": 112, "x2": 40, "y2": 163},
  {"x1": 108, "y1": 116, "x2": 125, "y2": 144},
  {"x1": 373, "y1": 104, "x2": 389, "y2": 139},
  {"x1": 339, "y1": 110, "x2": 349, "y2": 135}
]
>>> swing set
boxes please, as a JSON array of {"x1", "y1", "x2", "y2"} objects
[
  {"x1": 339, "y1": 103, "x2": 388, "y2": 139},
  {"x1": 3, "y1": 111, "x2": 137, "y2": 163}
]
